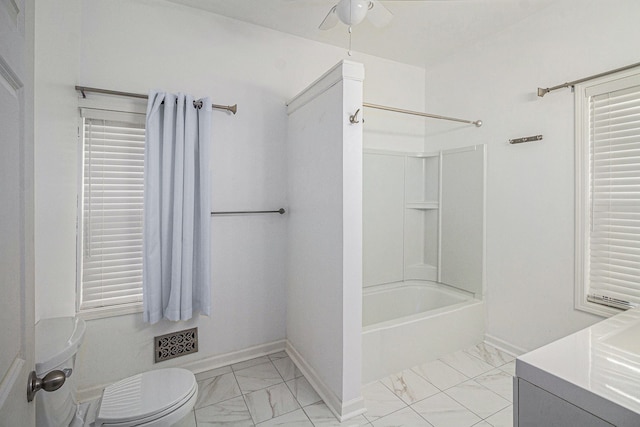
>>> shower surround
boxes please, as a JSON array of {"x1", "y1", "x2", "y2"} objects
[{"x1": 362, "y1": 145, "x2": 487, "y2": 382}]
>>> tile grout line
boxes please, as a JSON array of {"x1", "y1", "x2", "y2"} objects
[
  {"x1": 437, "y1": 356, "x2": 477, "y2": 379},
  {"x1": 370, "y1": 404, "x2": 436, "y2": 427},
  {"x1": 409, "y1": 365, "x2": 461, "y2": 394},
  {"x1": 481, "y1": 404, "x2": 513, "y2": 424},
  {"x1": 441, "y1": 382, "x2": 512, "y2": 423},
  {"x1": 406, "y1": 404, "x2": 437, "y2": 427},
  {"x1": 367, "y1": 379, "x2": 409, "y2": 422},
  {"x1": 231, "y1": 363, "x2": 258, "y2": 426},
  {"x1": 267, "y1": 358, "x2": 306, "y2": 422},
  {"x1": 282, "y1": 375, "x2": 318, "y2": 421},
  {"x1": 253, "y1": 358, "x2": 305, "y2": 425},
  {"x1": 440, "y1": 349, "x2": 512, "y2": 383},
  {"x1": 465, "y1": 344, "x2": 516, "y2": 368}
]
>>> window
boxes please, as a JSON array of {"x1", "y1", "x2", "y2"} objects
[
  {"x1": 575, "y1": 69, "x2": 640, "y2": 317},
  {"x1": 77, "y1": 108, "x2": 146, "y2": 317}
]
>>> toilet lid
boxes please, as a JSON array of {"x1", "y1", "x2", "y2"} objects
[{"x1": 96, "y1": 368, "x2": 197, "y2": 425}]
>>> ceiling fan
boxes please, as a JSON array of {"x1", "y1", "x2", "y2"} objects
[
  {"x1": 319, "y1": 0, "x2": 397, "y2": 55},
  {"x1": 318, "y1": 0, "x2": 394, "y2": 30}
]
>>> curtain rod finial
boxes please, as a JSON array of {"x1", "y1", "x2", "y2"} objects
[
  {"x1": 474, "y1": 120, "x2": 483, "y2": 127},
  {"x1": 537, "y1": 87, "x2": 548, "y2": 97}
]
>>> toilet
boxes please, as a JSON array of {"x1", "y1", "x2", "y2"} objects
[{"x1": 35, "y1": 317, "x2": 198, "y2": 427}]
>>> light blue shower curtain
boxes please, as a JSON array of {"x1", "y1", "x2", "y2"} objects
[{"x1": 143, "y1": 91, "x2": 211, "y2": 324}]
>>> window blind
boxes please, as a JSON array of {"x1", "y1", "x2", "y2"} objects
[
  {"x1": 79, "y1": 109, "x2": 146, "y2": 311},
  {"x1": 587, "y1": 82, "x2": 640, "y2": 309}
]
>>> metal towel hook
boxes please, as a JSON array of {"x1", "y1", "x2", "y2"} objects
[{"x1": 349, "y1": 109, "x2": 361, "y2": 124}]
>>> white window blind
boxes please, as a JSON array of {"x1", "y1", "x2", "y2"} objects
[
  {"x1": 79, "y1": 109, "x2": 146, "y2": 312},
  {"x1": 585, "y1": 77, "x2": 640, "y2": 310}
]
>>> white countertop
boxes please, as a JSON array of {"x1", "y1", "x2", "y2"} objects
[{"x1": 516, "y1": 306, "x2": 640, "y2": 426}]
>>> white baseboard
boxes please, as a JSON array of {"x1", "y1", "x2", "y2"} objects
[
  {"x1": 484, "y1": 333, "x2": 528, "y2": 357},
  {"x1": 182, "y1": 339, "x2": 286, "y2": 374},
  {"x1": 77, "y1": 339, "x2": 286, "y2": 403},
  {"x1": 285, "y1": 341, "x2": 366, "y2": 422}
]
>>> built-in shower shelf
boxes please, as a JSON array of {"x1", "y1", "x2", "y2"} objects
[
  {"x1": 406, "y1": 152, "x2": 440, "y2": 159},
  {"x1": 405, "y1": 263, "x2": 437, "y2": 281},
  {"x1": 406, "y1": 201, "x2": 439, "y2": 210}
]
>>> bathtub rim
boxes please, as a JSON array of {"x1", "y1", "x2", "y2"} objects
[{"x1": 362, "y1": 280, "x2": 481, "y2": 333}]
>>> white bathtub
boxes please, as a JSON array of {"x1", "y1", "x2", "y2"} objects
[{"x1": 362, "y1": 281, "x2": 485, "y2": 383}]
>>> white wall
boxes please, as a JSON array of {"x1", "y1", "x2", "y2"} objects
[
  {"x1": 34, "y1": 0, "x2": 82, "y2": 320},
  {"x1": 286, "y1": 61, "x2": 364, "y2": 418},
  {"x1": 423, "y1": 0, "x2": 640, "y2": 352},
  {"x1": 34, "y1": 0, "x2": 426, "y2": 392}
]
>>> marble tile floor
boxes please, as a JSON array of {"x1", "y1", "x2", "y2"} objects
[{"x1": 172, "y1": 343, "x2": 515, "y2": 427}]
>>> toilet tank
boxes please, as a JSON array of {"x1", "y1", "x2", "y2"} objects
[{"x1": 35, "y1": 316, "x2": 86, "y2": 427}]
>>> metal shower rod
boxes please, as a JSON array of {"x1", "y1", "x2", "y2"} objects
[{"x1": 363, "y1": 102, "x2": 483, "y2": 127}]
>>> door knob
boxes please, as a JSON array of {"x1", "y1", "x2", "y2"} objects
[{"x1": 27, "y1": 370, "x2": 67, "y2": 402}]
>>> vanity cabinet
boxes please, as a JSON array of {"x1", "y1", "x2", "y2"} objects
[
  {"x1": 514, "y1": 307, "x2": 640, "y2": 427},
  {"x1": 514, "y1": 378, "x2": 613, "y2": 427}
]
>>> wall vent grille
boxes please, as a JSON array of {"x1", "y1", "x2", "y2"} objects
[{"x1": 154, "y1": 327, "x2": 198, "y2": 363}]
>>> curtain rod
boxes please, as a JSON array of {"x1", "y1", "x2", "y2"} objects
[
  {"x1": 362, "y1": 102, "x2": 482, "y2": 127},
  {"x1": 537, "y1": 61, "x2": 640, "y2": 97},
  {"x1": 75, "y1": 85, "x2": 237, "y2": 114},
  {"x1": 211, "y1": 208, "x2": 285, "y2": 215}
]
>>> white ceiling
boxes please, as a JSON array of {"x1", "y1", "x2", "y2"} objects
[{"x1": 165, "y1": 0, "x2": 559, "y2": 68}]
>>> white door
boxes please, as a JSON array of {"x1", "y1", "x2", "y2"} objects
[{"x1": 0, "y1": 0, "x2": 35, "y2": 425}]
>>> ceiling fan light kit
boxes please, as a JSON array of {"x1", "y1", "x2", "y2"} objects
[
  {"x1": 318, "y1": 0, "x2": 395, "y2": 56},
  {"x1": 319, "y1": 0, "x2": 393, "y2": 31},
  {"x1": 336, "y1": 0, "x2": 369, "y2": 26}
]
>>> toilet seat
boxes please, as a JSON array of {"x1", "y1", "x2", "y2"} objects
[{"x1": 95, "y1": 368, "x2": 197, "y2": 427}]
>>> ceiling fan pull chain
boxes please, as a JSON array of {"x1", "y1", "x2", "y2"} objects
[{"x1": 347, "y1": 0, "x2": 353, "y2": 56}]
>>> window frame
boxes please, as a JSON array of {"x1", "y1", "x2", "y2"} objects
[
  {"x1": 574, "y1": 68, "x2": 640, "y2": 317},
  {"x1": 76, "y1": 96, "x2": 147, "y2": 320}
]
